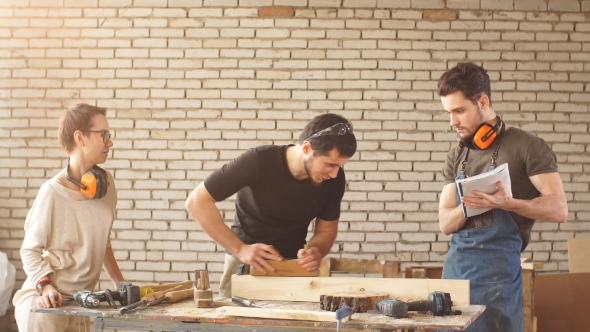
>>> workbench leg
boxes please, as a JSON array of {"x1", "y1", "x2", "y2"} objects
[{"x1": 93, "y1": 317, "x2": 104, "y2": 332}]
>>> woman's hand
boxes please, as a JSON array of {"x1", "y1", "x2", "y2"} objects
[{"x1": 36, "y1": 284, "x2": 63, "y2": 308}]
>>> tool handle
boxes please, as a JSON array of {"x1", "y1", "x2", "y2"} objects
[
  {"x1": 406, "y1": 300, "x2": 431, "y2": 312},
  {"x1": 165, "y1": 288, "x2": 194, "y2": 303},
  {"x1": 142, "y1": 280, "x2": 193, "y2": 293},
  {"x1": 143, "y1": 286, "x2": 180, "y2": 303},
  {"x1": 376, "y1": 299, "x2": 408, "y2": 319}
]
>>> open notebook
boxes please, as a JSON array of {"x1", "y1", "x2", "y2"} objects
[{"x1": 456, "y1": 163, "x2": 512, "y2": 218}]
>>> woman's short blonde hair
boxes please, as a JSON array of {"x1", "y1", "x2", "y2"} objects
[{"x1": 58, "y1": 103, "x2": 107, "y2": 153}]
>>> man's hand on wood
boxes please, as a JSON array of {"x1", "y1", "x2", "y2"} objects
[
  {"x1": 297, "y1": 246, "x2": 322, "y2": 271},
  {"x1": 236, "y1": 243, "x2": 283, "y2": 274}
]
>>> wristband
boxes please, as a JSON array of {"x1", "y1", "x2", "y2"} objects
[{"x1": 36, "y1": 277, "x2": 53, "y2": 296}]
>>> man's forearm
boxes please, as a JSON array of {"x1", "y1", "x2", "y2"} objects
[
  {"x1": 185, "y1": 188, "x2": 245, "y2": 256},
  {"x1": 308, "y1": 232, "x2": 337, "y2": 257},
  {"x1": 504, "y1": 194, "x2": 568, "y2": 223},
  {"x1": 439, "y1": 205, "x2": 467, "y2": 235}
]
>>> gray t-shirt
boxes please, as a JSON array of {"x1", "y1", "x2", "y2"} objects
[{"x1": 443, "y1": 127, "x2": 558, "y2": 251}]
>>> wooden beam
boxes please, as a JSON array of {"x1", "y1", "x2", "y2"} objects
[
  {"x1": 232, "y1": 275, "x2": 470, "y2": 305},
  {"x1": 216, "y1": 306, "x2": 349, "y2": 323}
]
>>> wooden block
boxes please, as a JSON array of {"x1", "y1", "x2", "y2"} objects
[
  {"x1": 232, "y1": 275, "x2": 470, "y2": 306},
  {"x1": 250, "y1": 260, "x2": 319, "y2": 277},
  {"x1": 405, "y1": 266, "x2": 443, "y2": 279},
  {"x1": 568, "y1": 238, "x2": 590, "y2": 273},
  {"x1": 216, "y1": 306, "x2": 348, "y2": 323},
  {"x1": 194, "y1": 288, "x2": 214, "y2": 308},
  {"x1": 196, "y1": 270, "x2": 210, "y2": 289}
]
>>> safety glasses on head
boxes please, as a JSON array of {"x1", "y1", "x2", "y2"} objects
[
  {"x1": 305, "y1": 123, "x2": 353, "y2": 141},
  {"x1": 87, "y1": 130, "x2": 112, "y2": 144}
]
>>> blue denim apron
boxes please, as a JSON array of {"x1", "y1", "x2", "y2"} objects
[{"x1": 440, "y1": 170, "x2": 523, "y2": 332}]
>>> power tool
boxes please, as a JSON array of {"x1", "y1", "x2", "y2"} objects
[
  {"x1": 375, "y1": 291, "x2": 461, "y2": 319},
  {"x1": 73, "y1": 282, "x2": 140, "y2": 309}
]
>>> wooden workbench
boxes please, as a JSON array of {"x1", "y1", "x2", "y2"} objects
[{"x1": 32, "y1": 298, "x2": 485, "y2": 331}]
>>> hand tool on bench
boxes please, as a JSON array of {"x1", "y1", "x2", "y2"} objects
[
  {"x1": 376, "y1": 291, "x2": 461, "y2": 319},
  {"x1": 119, "y1": 285, "x2": 184, "y2": 313},
  {"x1": 147, "y1": 288, "x2": 194, "y2": 307},
  {"x1": 231, "y1": 296, "x2": 263, "y2": 308},
  {"x1": 335, "y1": 306, "x2": 353, "y2": 332},
  {"x1": 140, "y1": 280, "x2": 193, "y2": 293}
]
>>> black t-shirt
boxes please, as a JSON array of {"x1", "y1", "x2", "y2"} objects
[{"x1": 204, "y1": 145, "x2": 345, "y2": 258}]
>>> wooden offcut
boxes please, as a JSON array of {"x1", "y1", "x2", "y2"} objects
[
  {"x1": 250, "y1": 259, "x2": 319, "y2": 277},
  {"x1": 320, "y1": 291, "x2": 389, "y2": 313},
  {"x1": 405, "y1": 266, "x2": 443, "y2": 279},
  {"x1": 232, "y1": 275, "x2": 470, "y2": 305},
  {"x1": 567, "y1": 238, "x2": 590, "y2": 273},
  {"x1": 194, "y1": 270, "x2": 214, "y2": 308}
]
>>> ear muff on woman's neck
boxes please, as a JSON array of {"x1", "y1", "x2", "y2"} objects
[
  {"x1": 458, "y1": 116, "x2": 503, "y2": 150},
  {"x1": 65, "y1": 159, "x2": 108, "y2": 199}
]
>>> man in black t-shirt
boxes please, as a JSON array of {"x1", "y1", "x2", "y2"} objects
[{"x1": 186, "y1": 113, "x2": 357, "y2": 297}]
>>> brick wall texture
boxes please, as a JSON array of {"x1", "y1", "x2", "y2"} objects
[{"x1": 1, "y1": 0, "x2": 589, "y2": 328}]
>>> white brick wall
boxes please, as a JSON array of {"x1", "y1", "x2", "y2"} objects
[{"x1": 1, "y1": 0, "x2": 589, "y2": 329}]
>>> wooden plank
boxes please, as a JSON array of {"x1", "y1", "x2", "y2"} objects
[
  {"x1": 216, "y1": 306, "x2": 349, "y2": 323},
  {"x1": 232, "y1": 275, "x2": 470, "y2": 306},
  {"x1": 568, "y1": 238, "x2": 590, "y2": 273},
  {"x1": 250, "y1": 260, "x2": 319, "y2": 277},
  {"x1": 522, "y1": 269, "x2": 535, "y2": 332},
  {"x1": 535, "y1": 273, "x2": 590, "y2": 332}
]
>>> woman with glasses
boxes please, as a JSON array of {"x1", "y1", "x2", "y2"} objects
[{"x1": 13, "y1": 103, "x2": 125, "y2": 332}]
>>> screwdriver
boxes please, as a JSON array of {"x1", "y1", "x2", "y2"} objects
[
  {"x1": 232, "y1": 296, "x2": 263, "y2": 308},
  {"x1": 119, "y1": 285, "x2": 184, "y2": 313}
]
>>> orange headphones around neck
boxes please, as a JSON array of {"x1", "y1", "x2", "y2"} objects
[
  {"x1": 458, "y1": 116, "x2": 504, "y2": 150},
  {"x1": 65, "y1": 159, "x2": 109, "y2": 199}
]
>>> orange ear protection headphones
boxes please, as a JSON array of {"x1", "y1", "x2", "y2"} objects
[
  {"x1": 65, "y1": 159, "x2": 109, "y2": 199},
  {"x1": 458, "y1": 116, "x2": 504, "y2": 150}
]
